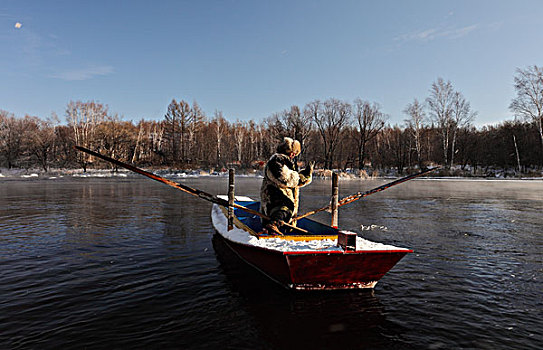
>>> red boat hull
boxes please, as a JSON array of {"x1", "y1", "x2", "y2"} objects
[{"x1": 218, "y1": 234, "x2": 410, "y2": 290}]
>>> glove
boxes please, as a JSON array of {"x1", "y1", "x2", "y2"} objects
[{"x1": 300, "y1": 161, "x2": 314, "y2": 176}]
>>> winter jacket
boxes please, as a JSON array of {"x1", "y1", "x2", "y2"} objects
[{"x1": 260, "y1": 153, "x2": 312, "y2": 223}]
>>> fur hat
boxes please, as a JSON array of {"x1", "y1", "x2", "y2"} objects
[{"x1": 277, "y1": 137, "x2": 301, "y2": 156}]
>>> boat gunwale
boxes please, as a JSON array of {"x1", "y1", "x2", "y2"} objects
[
  {"x1": 218, "y1": 230, "x2": 413, "y2": 255},
  {"x1": 216, "y1": 202, "x2": 413, "y2": 255},
  {"x1": 283, "y1": 249, "x2": 414, "y2": 255}
]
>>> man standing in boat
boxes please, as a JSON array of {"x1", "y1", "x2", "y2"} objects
[{"x1": 260, "y1": 137, "x2": 314, "y2": 235}]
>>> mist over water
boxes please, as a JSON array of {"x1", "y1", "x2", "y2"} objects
[{"x1": 1, "y1": 177, "x2": 541, "y2": 349}]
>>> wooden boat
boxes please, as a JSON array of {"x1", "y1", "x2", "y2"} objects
[{"x1": 211, "y1": 197, "x2": 413, "y2": 291}]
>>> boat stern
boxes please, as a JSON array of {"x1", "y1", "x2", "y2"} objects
[{"x1": 284, "y1": 249, "x2": 411, "y2": 290}]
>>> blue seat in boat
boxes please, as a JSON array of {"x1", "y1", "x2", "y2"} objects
[{"x1": 233, "y1": 201, "x2": 338, "y2": 236}]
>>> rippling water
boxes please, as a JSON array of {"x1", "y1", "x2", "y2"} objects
[{"x1": 1, "y1": 177, "x2": 541, "y2": 349}]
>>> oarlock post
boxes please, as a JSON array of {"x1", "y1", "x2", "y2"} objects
[
  {"x1": 228, "y1": 168, "x2": 235, "y2": 231},
  {"x1": 331, "y1": 172, "x2": 339, "y2": 228}
]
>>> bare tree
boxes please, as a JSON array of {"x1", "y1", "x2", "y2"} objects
[
  {"x1": 426, "y1": 78, "x2": 455, "y2": 167},
  {"x1": 95, "y1": 114, "x2": 137, "y2": 170},
  {"x1": 211, "y1": 110, "x2": 229, "y2": 167},
  {"x1": 65, "y1": 100, "x2": 108, "y2": 171},
  {"x1": 265, "y1": 105, "x2": 312, "y2": 161},
  {"x1": 404, "y1": 98, "x2": 426, "y2": 168},
  {"x1": 164, "y1": 99, "x2": 180, "y2": 164},
  {"x1": 132, "y1": 119, "x2": 145, "y2": 163},
  {"x1": 353, "y1": 98, "x2": 386, "y2": 169},
  {"x1": 284, "y1": 105, "x2": 312, "y2": 159},
  {"x1": 510, "y1": 65, "x2": 543, "y2": 165},
  {"x1": 143, "y1": 120, "x2": 165, "y2": 164},
  {"x1": 306, "y1": 98, "x2": 351, "y2": 169},
  {"x1": 513, "y1": 134, "x2": 521, "y2": 173},
  {"x1": 232, "y1": 120, "x2": 246, "y2": 163},
  {"x1": 0, "y1": 110, "x2": 25, "y2": 168},
  {"x1": 177, "y1": 100, "x2": 192, "y2": 163},
  {"x1": 264, "y1": 112, "x2": 286, "y2": 143},
  {"x1": 27, "y1": 114, "x2": 59, "y2": 171},
  {"x1": 382, "y1": 126, "x2": 409, "y2": 174},
  {"x1": 450, "y1": 91, "x2": 476, "y2": 168},
  {"x1": 187, "y1": 101, "x2": 206, "y2": 164},
  {"x1": 246, "y1": 120, "x2": 258, "y2": 162},
  {"x1": 163, "y1": 99, "x2": 194, "y2": 165},
  {"x1": 132, "y1": 119, "x2": 167, "y2": 165}
]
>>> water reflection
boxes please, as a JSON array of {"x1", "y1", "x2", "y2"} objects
[{"x1": 212, "y1": 234, "x2": 409, "y2": 349}]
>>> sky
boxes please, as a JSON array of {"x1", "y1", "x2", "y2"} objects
[{"x1": 1, "y1": 0, "x2": 543, "y2": 127}]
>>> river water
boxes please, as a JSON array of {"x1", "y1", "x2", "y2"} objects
[{"x1": 1, "y1": 176, "x2": 541, "y2": 349}]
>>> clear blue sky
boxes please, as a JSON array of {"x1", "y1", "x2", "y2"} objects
[{"x1": 1, "y1": 0, "x2": 542, "y2": 126}]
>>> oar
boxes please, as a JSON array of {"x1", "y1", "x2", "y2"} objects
[
  {"x1": 74, "y1": 146, "x2": 309, "y2": 236},
  {"x1": 294, "y1": 167, "x2": 440, "y2": 221}
]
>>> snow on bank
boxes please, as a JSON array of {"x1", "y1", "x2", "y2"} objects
[
  {"x1": 0, "y1": 167, "x2": 265, "y2": 180},
  {"x1": 73, "y1": 172, "x2": 128, "y2": 178},
  {"x1": 211, "y1": 203, "x2": 408, "y2": 253}
]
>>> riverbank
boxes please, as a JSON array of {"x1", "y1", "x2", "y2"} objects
[{"x1": 1, "y1": 166, "x2": 542, "y2": 180}]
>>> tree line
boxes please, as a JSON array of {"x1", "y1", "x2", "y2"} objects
[{"x1": 1, "y1": 68, "x2": 542, "y2": 176}]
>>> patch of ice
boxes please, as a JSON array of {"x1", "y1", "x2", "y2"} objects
[
  {"x1": 21, "y1": 173, "x2": 39, "y2": 178},
  {"x1": 73, "y1": 172, "x2": 128, "y2": 178},
  {"x1": 361, "y1": 224, "x2": 388, "y2": 231}
]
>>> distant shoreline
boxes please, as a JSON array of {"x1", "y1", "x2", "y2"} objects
[{"x1": 1, "y1": 167, "x2": 541, "y2": 181}]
